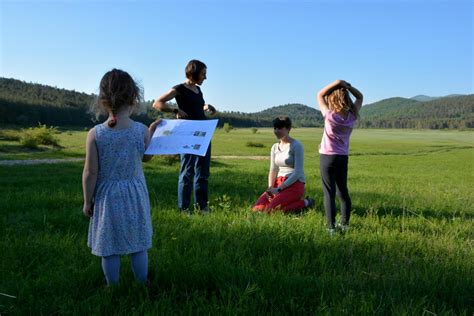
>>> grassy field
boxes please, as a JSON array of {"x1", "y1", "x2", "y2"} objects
[{"x1": 0, "y1": 127, "x2": 473, "y2": 314}]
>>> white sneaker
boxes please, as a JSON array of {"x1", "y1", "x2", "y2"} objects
[{"x1": 337, "y1": 223, "x2": 349, "y2": 233}]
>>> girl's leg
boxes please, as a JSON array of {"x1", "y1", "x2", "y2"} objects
[
  {"x1": 101, "y1": 255, "x2": 121, "y2": 285},
  {"x1": 130, "y1": 250, "x2": 148, "y2": 283},
  {"x1": 335, "y1": 155, "x2": 351, "y2": 225},
  {"x1": 320, "y1": 154, "x2": 337, "y2": 229}
]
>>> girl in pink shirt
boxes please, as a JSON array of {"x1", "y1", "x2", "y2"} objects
[{"x1": 317, "y1": 80, "x2": 363, "y2": 234}]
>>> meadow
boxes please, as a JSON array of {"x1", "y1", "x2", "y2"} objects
[{"x1": 0, "y1": 127, "x2": 473, "y2": 315}]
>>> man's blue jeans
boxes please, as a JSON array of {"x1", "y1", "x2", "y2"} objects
[{"x1": 178, "y1": 145, "x2": 211, "y2": 210}]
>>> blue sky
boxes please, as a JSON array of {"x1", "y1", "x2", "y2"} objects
[{"x1": 1, "y1": 0, "x2": 472, "y2": 112}]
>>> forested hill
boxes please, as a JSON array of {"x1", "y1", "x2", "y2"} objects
[
  {"x1": 0, "y1": 77, "x2": 93, "y2": 108},
  {"x1": 256, "y1": 103, "x2": 323, "y2": 127},
  {"x1": 0, "y1": 77, "x2": 472, "y2": 129},
  {"x1": 0, "y1": 77, "x2": 95, "y2": 126},
  {"x1": 359, "y1": 95, "x2": 474, "y2": 129},
  {"x1": 0, "y1": 77, "x2": 155, "y2": 126}
]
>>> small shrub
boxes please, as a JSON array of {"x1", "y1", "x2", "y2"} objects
[
  {"x1": 223, "y1": 123, "x2": 233, "y2": 133},
  {"x1": 251, "y1": 128, "x2": 258, "y2": 134},
  {"x1": 246, "y1": 141, "x2": 265, "y2": 148},
  {"x1": 20, "y1": 135, "x2": 39, "y2": 149},
  {"x1": 34, "y1": 125, "x2": 61, "y2": 146},
  {"x1": 213, "y1": 194, "x2": 232, "y2": 212},
  {"x1": 20, "y1": 124, "x2": 61, "y2": 148}
]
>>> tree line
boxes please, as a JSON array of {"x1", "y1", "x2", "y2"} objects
[{"x1": 0, "y1": 78, "x2": 472, "y2": 129}]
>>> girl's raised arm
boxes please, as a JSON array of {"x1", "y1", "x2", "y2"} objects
[
  {"x1": 317, "y1": 80, "x2": 343, "y2": 116},
  {"x1": 346, "y1": 84, "x2": 364, "y2": 111}
]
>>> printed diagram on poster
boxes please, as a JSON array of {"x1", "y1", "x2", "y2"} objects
[{"x1": 145, "y1": 119, "x2": 218, "y2": 156}]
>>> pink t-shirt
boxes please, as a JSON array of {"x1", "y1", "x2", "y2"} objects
[{"x1": 319, "y1": 110, "x2": 356, "y2": 155}]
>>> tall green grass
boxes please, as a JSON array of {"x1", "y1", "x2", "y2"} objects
[{"x1": 0, "y1": 128, "x2": 473, "y2": 314}]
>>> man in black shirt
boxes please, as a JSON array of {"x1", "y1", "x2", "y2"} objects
[{"x1": 153, "y1": 60, "x2": 217, "y2": 212}]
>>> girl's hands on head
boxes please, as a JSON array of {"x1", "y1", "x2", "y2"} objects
[
  {"x1": 340, "y1": 80, "x2": 351, "y2": 89},
  {"x1": 83, "y1": 202, "x2": 93, "y2": 217}
]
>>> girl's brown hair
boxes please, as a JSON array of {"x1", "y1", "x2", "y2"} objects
[
  {"x1": 185, "y1": 60, "x2": 207, "y2": 82},
  {"x1": 93, "y1": 69, "x2": 143, "y2": 127},
  {"x1": 327, "y1": 88, "x2": 359, "y2": 118}
]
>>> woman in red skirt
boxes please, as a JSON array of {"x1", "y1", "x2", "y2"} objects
[{"x1": 253, "y1": 116, "x2": 314, "y2": 213}]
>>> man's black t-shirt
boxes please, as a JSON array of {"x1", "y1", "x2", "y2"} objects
[{"x1": 173, "y1": 84, "x2": 206, "y2": 120}]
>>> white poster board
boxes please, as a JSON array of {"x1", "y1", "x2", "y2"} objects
[{"x1": 145, "y1": 119, "x2": 218, "y2": 156}]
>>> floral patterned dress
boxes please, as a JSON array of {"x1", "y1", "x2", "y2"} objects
[{"x1": 87, "y1": 121, "x2": 152, "y2": 257}]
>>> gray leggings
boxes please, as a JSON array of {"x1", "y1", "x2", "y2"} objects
[
  {"x1": 101, "y1": 250, "x2": 148, "y2": 285},
  {"x1": 320, "y1": 154, "x2": 352, "y2": 228}
]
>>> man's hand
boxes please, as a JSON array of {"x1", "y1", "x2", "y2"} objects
[{"x1": 205, "y1": 104, "x2": 217, "y2": 116}]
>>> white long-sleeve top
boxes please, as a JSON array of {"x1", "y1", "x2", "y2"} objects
[{"x1": 270, "y1": 140, "x2": 306, "y2": 187}]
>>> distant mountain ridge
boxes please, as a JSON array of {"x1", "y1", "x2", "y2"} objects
[
  {"x1": 359, "y1": 95, "x2": 473, "y2": 129},
  {"x1": 410, "y1": 94, "x2": 464, "y2": 102},
  {"x1": 253, "y1": 103, "x2": 323, "y2": 127},
  {"x1": 0, "y1": 77, "x2": 472, "y2": 129},
  {"x1": 411, "y1": 95, "x2": 438, "y2": 102}
]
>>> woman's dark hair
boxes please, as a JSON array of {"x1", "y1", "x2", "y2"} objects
[
  {"x1": 273, "y1": 116, "x2": 292, "y2": 129},
  {"x1": 93, "y1": 69, "x2": 143, "y2": 127},
  {"x1": 185, "y1": 59, "x2": 207, "y2": 82}
]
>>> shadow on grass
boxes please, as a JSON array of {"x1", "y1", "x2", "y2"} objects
[
  {"x1": 3, "y1": 205, "x2": 471, "y2": 314},
  {"x1": 148, "y1": 216, "x2": 472, "y2": 314}
]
